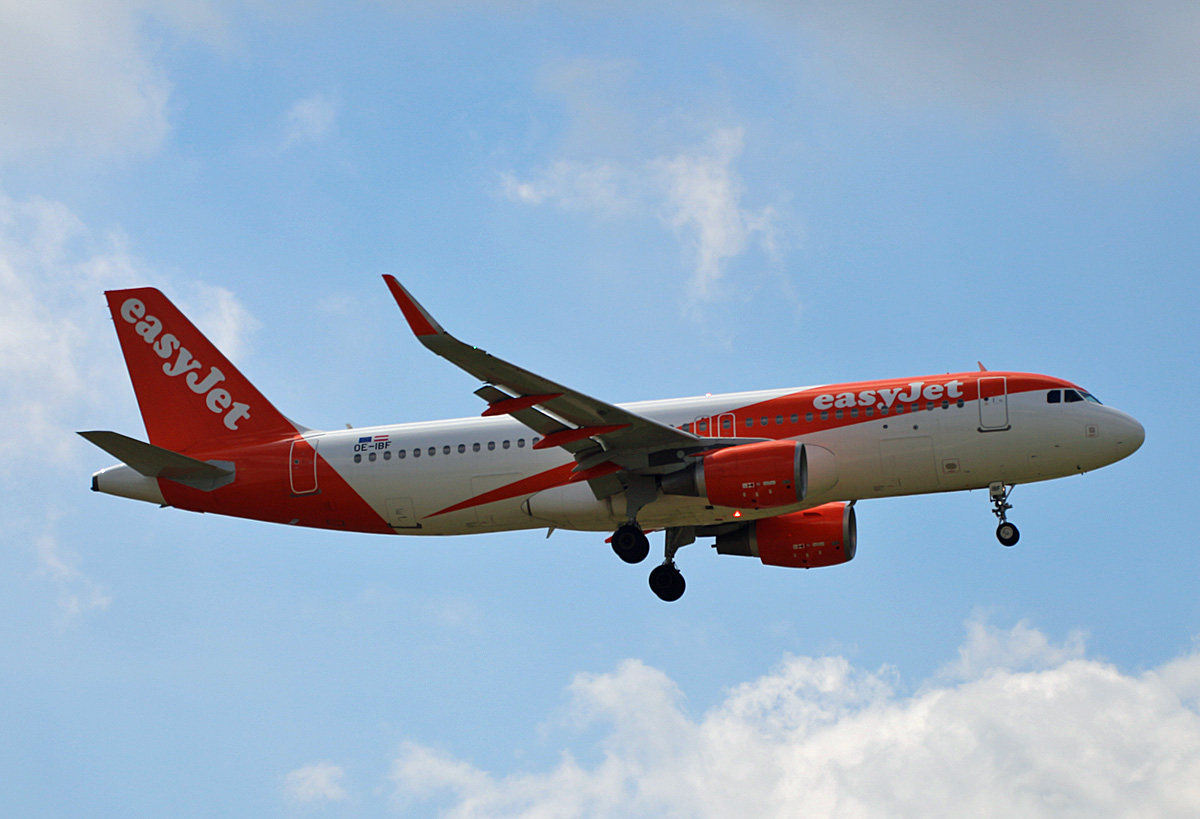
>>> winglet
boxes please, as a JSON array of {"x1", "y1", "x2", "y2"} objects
[{"x1": 382, "y1": 275, "x2": 444, "y2": 338}]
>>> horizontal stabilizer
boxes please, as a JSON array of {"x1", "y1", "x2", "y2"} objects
[{"x1": 78, "y1": 430, "x2": 235, "y2": 491}]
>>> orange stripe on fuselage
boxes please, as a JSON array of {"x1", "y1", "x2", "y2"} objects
[{"x1": 690, "y1": 372, "x2": 1072, "y2": 440}]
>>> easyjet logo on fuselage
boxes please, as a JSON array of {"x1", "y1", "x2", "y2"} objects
[
  {"x1": 812, "y1": 379, "x2": 965, "y2": 411},
  {"x1": 119, "y1": 298, "x2": 251, "y2": 431}
]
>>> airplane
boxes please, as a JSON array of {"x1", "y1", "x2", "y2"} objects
[{"x1": 81, "y1": 277, "x2": 1145, "y2": 601}]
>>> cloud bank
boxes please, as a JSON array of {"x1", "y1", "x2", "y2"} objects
[
  {"x1": 747, "y1": 0, "x2": 1200, "y2": 161},
  {"x1": 0, "y1": 0, "x2": 225, "y2": 164},
  {"x1": 0, "y1": 189, "x2": 260, "y2": 617},
  {"x1": 388, "y1": 619, "x2": 1200, "y2": 817}
]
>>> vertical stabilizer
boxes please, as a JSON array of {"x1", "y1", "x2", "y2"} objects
[{"x1": 105, "y1": 288, "x2": 298, "y2": 452}]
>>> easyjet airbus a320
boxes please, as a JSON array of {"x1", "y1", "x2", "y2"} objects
[{"x1": 82, "y1": 278, "x2": 1144, "y2": 600}]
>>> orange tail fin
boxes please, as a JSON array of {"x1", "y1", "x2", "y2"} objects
[{"x1": 105, "y1": 288, "x2": 298, "y2": 452}]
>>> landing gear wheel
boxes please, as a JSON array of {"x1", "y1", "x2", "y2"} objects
[
  {"x1": 612, "y1": 524, "x2": 650, "y2": 564},
  {"x1": 988, "y1": 482, "x2": 1019, "y2": 547},
  {"x1": 649, "y1": 562, "x2": 686, "y2": 602},
  {"x1": 996, "y1": 522, "x2": 1020, "y2": 547}
]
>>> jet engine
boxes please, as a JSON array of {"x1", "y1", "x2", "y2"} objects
[
  {"x1": 713, "y1": 502, "x2": 856, "y2": 568},
  {"x1": 660, "y1": 441, "x2": 838, "y2": 509}
]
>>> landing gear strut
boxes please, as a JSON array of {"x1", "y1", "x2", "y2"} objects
[{"x1": 989, "y1": 482, "x2": 1020, "y2": 547}]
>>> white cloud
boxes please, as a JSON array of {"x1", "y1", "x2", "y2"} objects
[
  {"x1": 0, "y1": 190, "x2": 261, "y2": 465},
  {"x1": 747, "y1": 0, "x2": 1200, "y2": 162},
  {"x1": 501, "y1": 159, "x2": 639, "y2": 215},
  {"x1": 284, "y1": 762, "x2": 349, "y2": 804},
  {"x1": 0, "y1": 0, "x2": 224, "y2": 164},
  {"x1": 503, "y1": 128, "x2": 781, "y2": 311},
  {"x1": 0, "y1": 188, "x2": 262, "y2": 618},
  {"x1": 390, "y1": 619, "x2": 1200, "y2": 818},
  {"x1": 652, "y1": 128, "x2": 779, "y2": 308},
  {"x1": 283, "y1": 92, "x2": 339, "y2": 148},
  {"x1": 34, "y1": 533, "x2": 112, "y2": 620}
]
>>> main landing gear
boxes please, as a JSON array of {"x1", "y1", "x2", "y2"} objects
[
  {"x1": 609, "y1": 523, "x2": 692, "y2": 602},
  {"x1": 611, "y1": 523, "x2": 650, "y2": 564},
  {"x1": 989, "y1": 482, "x2": 1020, "y2": 547}
]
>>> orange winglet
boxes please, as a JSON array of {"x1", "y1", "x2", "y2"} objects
[
  {"x1": 532, "y1": 424, "x2": 629, "y2": 450},
  {"x1": 481, "y1": 393, "x2": 563, "y2": 417},
  {"x1": 382, "y1": 275, "x2": 441, "y2": 337}
]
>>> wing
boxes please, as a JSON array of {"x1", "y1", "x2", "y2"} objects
[{"x1": 382, "y1": 276, "x2": 757, "y2": 486}]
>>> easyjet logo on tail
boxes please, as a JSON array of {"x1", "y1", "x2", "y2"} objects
[{"x1": 119, "y1": 298, "x2": 251, "y2": 430}]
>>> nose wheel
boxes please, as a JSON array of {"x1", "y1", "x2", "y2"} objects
[{"x1": 989, "y1": 482, "x2": 1020, "y2": 546}]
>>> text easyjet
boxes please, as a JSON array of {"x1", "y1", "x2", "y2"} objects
[{"x1": 120, "y1": 298, "x2": 251, "y2": 430}]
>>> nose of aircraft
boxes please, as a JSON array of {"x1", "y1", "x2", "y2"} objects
[{"x1": 1113, "y1": 410, "x2": 1145, "y2": 458}]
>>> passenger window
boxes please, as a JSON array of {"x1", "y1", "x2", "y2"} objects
[
  {"x1": 503, "y1": 440, "x2": 511, "y2": 449},
  {"x1": 895, "y1": 405, "x2": 905, "y2": 415},
  {"x1": 722, "y1": 417, "x2": 731, "y2": 430},
  {"x1": 384, "y1": 450, "x2": 391, "y2": 460},
  {"x1": 866, "y1": 407, "x2": 874, "y2": 418},
  {"x1": 942, "y1": 400, "x2": 949, "y2": 409},
  {"x1": 835, "y1": 409, "x2": 843, "y2": 419},
  {"x1": 745, "y1": 418, "x2": 753, "y2": 428},
  {"x1": 790, "y1": 414, "x2": 798, "y2": 423},
  {"x1": 956, "y1": 399, "x2": 964, "y2": 408},
  {"x1": 399, "y1": 450, "x2": 407, "y2": 459},
  {"x1": 517, "y1": 439, "x2": 525, "y2": 448},
  {"x1": 698, "y1": 420, "x2": 708, "y2": 432},
  {"x1": 458, "y1": 444, "x2": 466, "y2": 453},
  {"x1": 413, "y1": 448, "x2": 421, "y2": 458},
  {"x1": 472, "y1": 443, "x2": 480, "y2": 452},
  {"x1": 760, "y1": 416, "x2": 768, "y2": 426},
  {"x1": 806, "y1": 412, "x2": 813, "y2": 422},
  {"x1": 775, "y1": 415, "x2": 783, "y2": 425},
  {"x1": 443, "y1": 445, "x2": 451, "y2": 455},
  {"x1": 851, "y1": 408, "x2": 858, "y2": 418},
  {"x1": 533, "y1": 437, "x2": 541, "y2": 446},
  {"x1": 369, "y1": 452, "x2": 377, "y2": 462},
  {"x1": 820, "y1": 411, "x2": 829, "y2": 420},
  {"x1": 428, "y1": 447, "x2": 436, "y2": 456},
  {"x1": 1047, "y1": 390, "x2": 1061, "y2": 404},
  {"x1": 488, "y1": 441, "x2": 495, "y2": 451},
  {"x1": 354, "y1": 453, "x2": 362, "y2": 463}
]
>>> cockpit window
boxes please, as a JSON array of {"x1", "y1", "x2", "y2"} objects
[
  {"x1": 1047, "y1": 390, "x2": 1061, "y2": 403},
  {"x1": 1081, "y1": 391, "x2": 1101, "y2": 404},
  {"x1": 1065, "y1": 389, "x2": 1083, "y2": 403}
]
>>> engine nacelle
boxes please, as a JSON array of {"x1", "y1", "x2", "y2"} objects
[
  {"x1": 714, "y1": 502, "x2": 856, "y2": 568},
  {"x1": 661, "y1": 440, "x2": 803, "y2": 509}
]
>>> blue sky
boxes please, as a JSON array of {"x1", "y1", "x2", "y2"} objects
[{"x1": 2, "y1": 2, "x2": 1199, "y2": 816}]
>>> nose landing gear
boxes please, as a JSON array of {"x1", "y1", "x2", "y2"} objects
[{"x1": 989, "y1": 482, "x2": 1020, "y2": 546}]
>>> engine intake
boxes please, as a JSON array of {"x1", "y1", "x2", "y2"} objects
[{"x1": 714, "y1": 502, "x2": 857, "y2": 568}]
